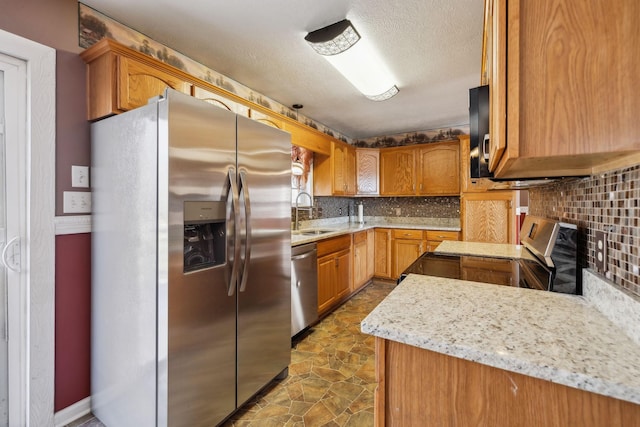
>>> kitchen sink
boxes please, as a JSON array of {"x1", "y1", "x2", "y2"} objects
[{"x1": 293, "y1": 229, "x2": 335, "y2": 236}]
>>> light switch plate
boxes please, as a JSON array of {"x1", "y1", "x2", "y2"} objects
[
  {"x1": 63, "y1": 191, "x2": 91, "y2": 213},
  {"x1": 72, "y1": 165, "x2": 90, "y2": 188},
  {"x1": 594, "y1": 230, "x2": 607, "y2": 272}
]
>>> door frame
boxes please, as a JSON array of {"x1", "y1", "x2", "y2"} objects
[{"x1": 0, "y1": 29, "x2": 56, "y2": 426}]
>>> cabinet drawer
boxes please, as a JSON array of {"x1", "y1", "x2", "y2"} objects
[
  {"x1": 353, "y1": 230, "x2": 367, "y2": 245},
  {"x1": 392, "y1": 229, "x2": 424, "y2": 240},
  {"x1": 317, "y1": 235, "x2": 351, "y2": 257},
  {"x1": 425, "y1": 230, "x2": 460, "y2": 241}
]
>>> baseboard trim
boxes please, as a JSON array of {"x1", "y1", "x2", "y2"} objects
[{"x1": 54, "y1": 397, "x2": 91, "y2": 427}]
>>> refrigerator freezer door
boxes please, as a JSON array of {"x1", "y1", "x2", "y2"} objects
[
  {"x1": 163, "y1": 90, "x2": 238, "y2": 426},
  {"x1": 236, "y1": 115, "x2": 292, "y2": 406},
  {"x1": 91, "y1": 102, "x2": 160, "y2": 427}
]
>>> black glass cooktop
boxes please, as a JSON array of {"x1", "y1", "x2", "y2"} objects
[{"x1": 399, "y1": 252, "x2": 569, "y2": 292}]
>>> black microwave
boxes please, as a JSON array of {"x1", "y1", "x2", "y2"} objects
[{"x1": 469, "y1": 85, "x2": 492, "y2": 178}]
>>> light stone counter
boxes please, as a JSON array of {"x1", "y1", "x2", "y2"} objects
[
  {"x1": 435, "y1": 239, "x2": 538, "y2": 261},
  {"x1": 291, "y1": 216, "x2": 460, "y2": 246},
  {"x1": 361, "y1": 272, "x2": 640, "y2": 404}
]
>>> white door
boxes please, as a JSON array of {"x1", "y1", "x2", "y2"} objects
[
  {"x1": 0, "y1": 29, "x2": 55, "y2": 427},
  {"x1": 0, "y1": 64, "x2": 7, "y2": 427},
  {"x1": 0, "y1": 52, "x2": 28, "y2": 427}
]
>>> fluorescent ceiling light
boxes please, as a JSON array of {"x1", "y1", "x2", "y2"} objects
[{"x1": 305, "y1": 19, "x2": 399, "y2": 101}]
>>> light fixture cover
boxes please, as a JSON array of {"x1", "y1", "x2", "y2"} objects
[
  {"x1": 305, "y1": 19, "x2": 361, "y2": 56},
  {"x1": 305, "y1": 19, "x2": 399, "y2": 101}
]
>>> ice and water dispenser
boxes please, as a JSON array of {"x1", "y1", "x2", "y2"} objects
[{"x1": 183, "y1": 201, "x2": 226, "y2": 273}]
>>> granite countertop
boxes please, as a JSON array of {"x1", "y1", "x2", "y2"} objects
[
  {"x1": 291, "y1": 216, "x2": 461, "y2": 246},
  {"x1": 435, "y1": 240, "x2": 540, "y2": 262},
  {"x1": 361, "y1": 271, "x2": 640, "y2": 404}
]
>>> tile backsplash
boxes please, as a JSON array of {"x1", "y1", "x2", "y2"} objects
[
  {"x1": 528, "y1": 164, "x2": 640, "y2": 298},
  {"x1": 303, "y1": 196, "x2": 460, "y2": 221}
]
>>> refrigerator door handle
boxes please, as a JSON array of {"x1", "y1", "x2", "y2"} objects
[
  {"x1": 225, "y1": 167, "x2": 241, "y2": 296},
  {"x1": 238, "y1": 170, "x2": 252, "y2": 292}
]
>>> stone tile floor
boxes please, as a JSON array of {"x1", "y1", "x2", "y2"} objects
[
  {"x1": 66, "y1": 280, "x2": 394, "y2": 427},
  {"x1": 222, "y1": 280, "x2": 394, "y2": 427}
]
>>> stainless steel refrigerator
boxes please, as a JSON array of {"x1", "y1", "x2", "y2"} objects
[{"x1": 90, "y1": 89, "x2": 291, "y2": 427}]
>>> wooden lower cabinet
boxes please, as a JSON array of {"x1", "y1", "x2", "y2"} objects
[
  {"x1": 366, "y1": 229, "x2": 375, "y2": 279},
  {"x1": 375, "y1": 228, "x2": 461, "y2": 280},
  {"x1": 374, "y1": 229, "x2": 393, "y2": 280},
  {"x1": 391, "y1": 229, "x2": 425, "y2": 279},
  {"x1": 425, "y1": 230, "x2": 460, "y2": 253},
  {"x1": 352, "y1": 231, "x2": 369, "y2": 292},
  {"x1": 317, "y1": 235, "x2": 351, "y2": 316},
  {"x1": 375, "y1": 338, "x2": 640, "y2": 427}
]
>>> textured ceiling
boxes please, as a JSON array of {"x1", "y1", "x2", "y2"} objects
[{"x1": 81, "y1": 0, "x2": 484, "y2": 139}]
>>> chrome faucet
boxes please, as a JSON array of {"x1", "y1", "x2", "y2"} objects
[{"x1": 294, "y1": 191, "x2": 313, "y2": 230}]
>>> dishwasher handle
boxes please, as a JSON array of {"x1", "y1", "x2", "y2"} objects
[{"x1": 291, "y1": 250, "x2": 317, "y2": 261}]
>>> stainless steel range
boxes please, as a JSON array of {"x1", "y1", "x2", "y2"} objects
[{"x1": 400, "y1": 216, "x2": 580, "y2": 294}]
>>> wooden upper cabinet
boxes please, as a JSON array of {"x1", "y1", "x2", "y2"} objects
[
  {"x1": 81, "y1": 39, "x2": 193, "y2": 120},
  {"x1": 117, "y1": 56, "x2": 191, "y2": 112},
  {"x1": 380, "y1": 147, "x2": 416, "y2": 195},
  {"x1": 418, "y1": 141, "x2": 460, "y2": 196},
  {"x1": 286, "y1": 124, "x2": 331, "y2": 156},
  {"x1": 314, "y1": 141, "x2": 355, "y2": 196},
  {"x1": 380, "y1": 141, "x2": 461, "y2": 196},
  {"x1": 356, "y1": 148, "x2": 380, "y2": 195},
  {"x1": 486, "y1": 0, "x2": 640, "y2": 178},
  {"x1": 81, "y1": 38, "x2": 333, "y2": 157},
  {"x1": 335, "y1": 142, "x2": 356, "y2": 195}
]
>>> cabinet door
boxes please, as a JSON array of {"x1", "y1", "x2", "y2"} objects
[
  {"x1": 193, "y1": 86, "x2": 238, "y2": 116},
  {"x1": 418, "y1": 141, "x2": 460, "y2": 195},
  {"x1": 345, "y1": 145, "x2": 356, "y2": 195},
  {"x1": 356, "y1": 149, "x2": 380, "y2": 195},
  {"x1": 461, "y1": 191, "x2": 515, "y2": 244},
  {"x1": 352, "y1": 234, "x2": 368, "y2": 291},
  {"x1": 366, "y1": 229, "x2": 375, "y2": 280},
  {"x1": 374, "y1": 229, "x2": 392, "y2": 279},
  {"x1": 117, "y1": 56, "x2": 191, "y2": 112},
  {"x1": 488, "y1": 0, "x2": 640, "y2": 177},
  {"x1": 488, "y1": 0, "x2": 507, "y2": 172},
  {"x1": 331, "y1": 142, "x2": 356, "y2": 195},
  {"x1": 332, "y1": 143, "x2": 347, "y2": 195},
  {"x1": 393, "y1": 238, "x2": 424, "y2": 279},
  {"x1": 380, "y1": 148, "x2": 416, "y2": 195},
  {"x1": 335, "y1": 249, "x2": 351, "y2": 300},
  {"x1": 317, "y1": 254, "x2": 336, "y2": 315},
  {"x1": 425, "y1": 230, "x2": 461, "y2": 252}
]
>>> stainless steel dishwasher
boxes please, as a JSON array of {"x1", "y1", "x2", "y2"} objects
[{"x1": 291, "y1": 243, "x2": 318, "y2": 337}]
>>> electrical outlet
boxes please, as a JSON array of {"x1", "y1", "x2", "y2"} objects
[
  {"x1": 395, "y1": 208, "x2": 401, "y2": 216},
  {"x1": 594, "y1": 230, "x2": 607, "y2": 272},
  {"x1": 71, "y1": 165, "x2": 90, "y2": 188},
  {"x1": 63, "y1": 191, "x2": 92, "y2": 213}
]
